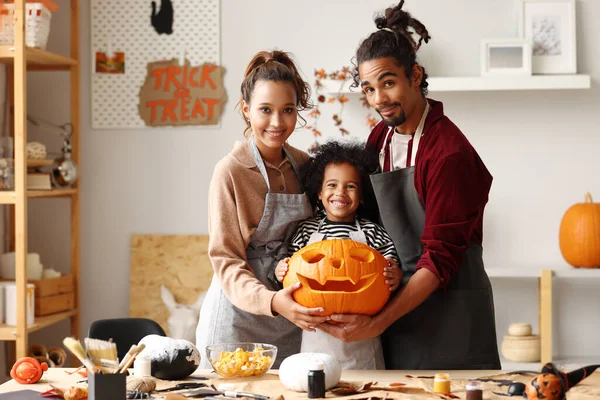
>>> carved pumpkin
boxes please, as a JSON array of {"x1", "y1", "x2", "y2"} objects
[
  {"x1": 559, "y1": 193, "x2": 600, "y2": 268},
  {"x1": 525, "y1": 373, "x2": 564, "y2": 400},
  {"x1": 283, "y1": 239, "x2": 390, "y2": 316}
]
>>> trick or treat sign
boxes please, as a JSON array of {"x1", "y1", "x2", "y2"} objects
[{"x1": 138, "y1": 59, "x2": 227, "y2": 127}]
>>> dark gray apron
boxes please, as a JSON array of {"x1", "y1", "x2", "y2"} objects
[
  {"x1": 370, "y1": 109, "x2": 500, "y2": 370},
  {"x1": 197, "y1": 137, "x2": 313, "y2": 369}
]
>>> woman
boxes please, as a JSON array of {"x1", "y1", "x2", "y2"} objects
[{"x1": 196, "y1": 50, "x2": 329, "y2": 368}]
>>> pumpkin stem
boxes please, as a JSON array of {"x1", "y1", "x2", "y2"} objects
[{"x1": 585, "y1": 192, "x2": 593, "y2": 203}]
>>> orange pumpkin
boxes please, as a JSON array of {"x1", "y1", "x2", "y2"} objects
[
  {"x1": 283, "y1": 239, "x2": 390, "y2": 316},
  {"x1": 525, "y1": 373, "x2": 564, "y2": 400},
  {"x1": 559, "y1": 193, "x2": 600, "y2": 268},
  {"x1": 10, "y1": 357, "x2": 48, "y2": 384}
]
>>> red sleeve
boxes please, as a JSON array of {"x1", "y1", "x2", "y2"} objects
[{"x1": 416, "y1": 152, "x2": 492, "y2": 287}]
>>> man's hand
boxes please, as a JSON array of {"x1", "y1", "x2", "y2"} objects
[{"x1": 316, "y1": 314, "x2": 384, "y2": 342}]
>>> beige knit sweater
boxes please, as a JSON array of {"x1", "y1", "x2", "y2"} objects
[{"x1": 208, "y1": 140, "x2": 310, "y2": 316}]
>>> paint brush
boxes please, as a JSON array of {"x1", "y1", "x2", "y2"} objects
[
  {"x1": 118, "y1": 343, "x2": 145, "y2": 374},
  {"x1": 84, "y1": 337, "x2": 118, "y2": 362},
  {"x1": 62, "y1": 337, "x2": 100, "y2": 373},
  {"x1": 115, "y1": 343, "x2": 146, "y2": 374}
]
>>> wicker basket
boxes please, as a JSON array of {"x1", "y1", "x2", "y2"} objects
[{"x1": 0, "y1": 3, "x2": 52, "y2": 49}]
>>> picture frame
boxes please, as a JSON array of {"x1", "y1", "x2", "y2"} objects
[
  {"x1": 518, "y1": 0, "x2": 577, "y2": 74},
  {"x1": 481, "y1": 39, "x2": 532, "y2": 76}
]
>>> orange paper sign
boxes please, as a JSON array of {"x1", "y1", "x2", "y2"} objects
[{"x1": 138, "y1": 59, "x2": 227, "y2": 127}]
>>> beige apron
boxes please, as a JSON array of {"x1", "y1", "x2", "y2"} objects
[{"x1": 196, "y1": 137, "x2": 313, "y2": 369}]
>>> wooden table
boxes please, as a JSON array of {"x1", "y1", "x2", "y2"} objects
[
  {"x1": 1, "y1": 368, "x2": 599, "y2": 399},
  {"x1": 0, "y1": 368, "x2": 494, "y2": 394}
]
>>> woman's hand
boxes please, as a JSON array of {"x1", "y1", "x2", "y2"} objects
[
  {"x1": 274, "y1": 257, "x2": 289, "y2": 282},
  {"x1": 384, "y1": 258, "x2": 402, "y2": 291},
  {"x1": 271, "y1": 282, "x2": 330, "y2": 332}
]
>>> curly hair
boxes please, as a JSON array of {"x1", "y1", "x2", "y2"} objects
[
  {"x1": 301, "y1": 140, "x2": 380, "y2": 221},
  {"x1": 352, "y1": 0, "x2": 431, "y2": 96}
]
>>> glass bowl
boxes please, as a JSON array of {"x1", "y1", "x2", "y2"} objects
[{"x1": 206, "y1": 343, "x2": 277, "y2": 378}]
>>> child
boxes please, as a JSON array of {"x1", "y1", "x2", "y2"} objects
[{"x1": 273, "y1": 140, "x2": 402, "y2": 370}]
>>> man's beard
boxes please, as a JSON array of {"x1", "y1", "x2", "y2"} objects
[
  {"x1": 380, "y1": 111, "x2": 406, "y2": 128},
  {"x1": 375, "y1": 104, "x2": 406, "y2": 128}
]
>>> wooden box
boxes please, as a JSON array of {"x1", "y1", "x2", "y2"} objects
[{"x1": 30, "y1": 274, "x2": 75, "y2": 316}]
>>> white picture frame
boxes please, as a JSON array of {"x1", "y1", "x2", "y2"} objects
[
  {"x1": 481, "y1": 39, "x2": 532, "y2": 76},
  {"x1": 518, "y1": 0, "x2": 577, "y2": 74}
]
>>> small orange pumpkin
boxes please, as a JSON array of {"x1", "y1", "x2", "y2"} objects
[
  {"x1": 559, "y1": 193, "x2": 600, "y2": 268},
  {"x1": 525, "y1": 373, "x2": 564, "y2": 400},
  {"x1": 283, "y1": 239, "x2": 390, "y2": 316},
  {"x1": 10, "y1": 357, "x2": 48, "y2": 384}
]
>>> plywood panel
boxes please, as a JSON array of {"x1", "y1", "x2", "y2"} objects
[{"x1": 129, "y1": 235, "x2": 213, "y2": 335}]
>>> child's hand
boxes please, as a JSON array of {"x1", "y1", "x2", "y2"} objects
[
  {"x1": 384, "y1": 258, "x2": 402, "y2": 291},
  {"x1": 275, "y1": 257, "x2": 290, "y2": 282}
]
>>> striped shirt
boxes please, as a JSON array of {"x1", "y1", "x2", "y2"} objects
[{"x1": 288, "y1": 217, "x2": 399, "y2": 264}]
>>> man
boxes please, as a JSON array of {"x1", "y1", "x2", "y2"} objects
[{"x1": 319, "y1": 1, "x2": 501, "y2": 370}]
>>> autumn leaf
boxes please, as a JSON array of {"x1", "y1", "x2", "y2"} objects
[
  {"x1": 340, "y1": 128, "x2": 349, "y2": 135},
  {"x1": 318, "y1": 95, "x2": 326, "y2": 103},
  {"x1": 360, "y1": 95, "x2": 370, "y2": 108},
  {"x1": 338, "y1": 95, "x2": 349, "y2": 103},
  {"x1": 333, "y1": 114, "x2": 342, "y2": 126},
  {"x1": 327, "y1": 97, "x2": 336, "y2": 104},
  {"x1": 315, "y1": 69, "x2": 326, "y2": 79},
  {"x1": 367, "y1": 116, "x2": 378, "y2": 127},
  {"x1": 312, "y1": 129, "x2": 322, "y2": 137}
]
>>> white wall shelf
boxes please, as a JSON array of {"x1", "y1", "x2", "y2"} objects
[
  {"x1": 319, "y1": 74, "x2": 591, "y2": 94},
  {"x1": 485, "y1": 267, "x2": 600, "y2": 279},
  {"x1": 486, "y1": 268, "x2": 541, "y2": 278},
  {"x1": 501, "y1": 359, "x2": 541, "y2": 372}
]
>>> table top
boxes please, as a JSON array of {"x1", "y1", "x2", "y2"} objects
[
  {"x1": 0, "y1": 368, "x2": 499, "y2": 394},
  {"x1": 2, "y1": 368, "x2": 599, "y2": 399}
]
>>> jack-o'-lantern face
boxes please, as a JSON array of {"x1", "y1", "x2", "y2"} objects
[
  {"x1": 525, "y1": 373, "x2": 565, "y2": 400},
  {"x1": 283, "y1": 239, "x2": 390, "y2": 316}
]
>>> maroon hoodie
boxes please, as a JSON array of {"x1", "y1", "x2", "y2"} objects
[{"x1": 367, "y1": 98, "x2": 492, "y2": 286}]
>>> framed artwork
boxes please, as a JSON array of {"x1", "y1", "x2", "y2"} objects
[
  {"x1": 518, "y1": 0, "x2": 577, "y2": 74},
  {"x1": 481, "y1": 39, "x2": 532, "y2": 76}
]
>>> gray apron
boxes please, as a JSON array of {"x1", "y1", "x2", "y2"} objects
[
  {"x1": 300, "y1": 219, "x2": 385, "y2": 370},
  {"x1": 196, "y1": 137, "x2": 313, "y2": 369},
  {"x1": 370, "y1": 105, "x2": 500, "y2": 370}
]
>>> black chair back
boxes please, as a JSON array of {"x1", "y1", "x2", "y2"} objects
[{"x1": 88, "y1": 318, "x2": 166, "y2": 361}]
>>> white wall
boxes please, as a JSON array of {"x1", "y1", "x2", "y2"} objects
[{"x1": 23, "y1": 0, "x2": 600, "y2": 366}]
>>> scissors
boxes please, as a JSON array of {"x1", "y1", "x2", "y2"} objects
[{"x1": 155, "y1": 382, "x2": 208, "y2": 392}]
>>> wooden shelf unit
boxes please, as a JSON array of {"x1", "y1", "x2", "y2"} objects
[
  {"x1": 0, "y1": 0, "x2": 80, "y2": 359},
  {"x1": 0, "y1": 310, "x2": 78, "y2": 341},
  {"x1": 0, "y1": 46, "x2": 77, "y2": 70},
  {"x1": 488, "y1": 267, "x2": 600, "y2": 366}
]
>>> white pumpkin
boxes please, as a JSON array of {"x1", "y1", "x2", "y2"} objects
[{"x1": 278, "y1": 353, "x2": 341, "y2": 392}]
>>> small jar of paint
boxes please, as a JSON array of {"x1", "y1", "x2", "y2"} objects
[
  {"x1": 433, "y1": 373, "x2": 451, "y2": 394},
  {"x1": 466, "y1": 380, "x2": 483, "y2": 400}
]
